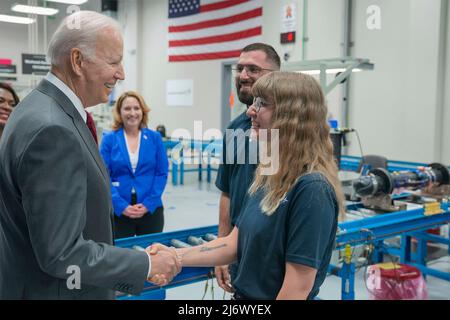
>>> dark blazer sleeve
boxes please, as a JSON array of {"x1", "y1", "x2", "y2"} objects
[
  {"x1": 99, "y1": 132, "x2": 129, "y2": 216},
  {"x1": 142, "y1": 131, "x2": 168, "y2": 213},
  {"x1": 19, "y1": 124, "x2": 149, "y2": 295}
]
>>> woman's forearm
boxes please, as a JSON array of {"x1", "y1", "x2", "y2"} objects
[{"x1": 177, "y1": 229, "x2": 238, "y2": 267}]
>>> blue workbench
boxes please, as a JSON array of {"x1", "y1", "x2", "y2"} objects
[{"x1": 116, "y1": 155, "x2": 450, "y2": 300}]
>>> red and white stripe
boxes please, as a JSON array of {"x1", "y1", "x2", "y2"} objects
[{"x1": 168, "y1": 0, "x2": 263, "y2": 62}]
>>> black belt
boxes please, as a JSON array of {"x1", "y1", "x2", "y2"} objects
[{"x1": 131, "y1": 192, "x2": 137, "y2": 205}]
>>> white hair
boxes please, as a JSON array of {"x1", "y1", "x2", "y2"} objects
[{"x1": 47, "y1": 11, "x2": 121, "y2": 67}]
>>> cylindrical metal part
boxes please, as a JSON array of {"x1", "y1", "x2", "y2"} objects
[
  {"x1": 187, "y1": 236, "x2": 206, "y2": 246},
  {"x1": 203, "y1": 233, "x2": 217, "y2": 241},
  {"x1": 430, "y1": 163, "x2": 450, "y2": 184},
  {"x1": 132, "y1": 245, "x2": 145, "y2": 251},
  {"x1": 391, "y1": 171, "x2": 420, "y2": 189},
  {"x1": 352, "y1": 175, "x2": 380, "y2": 196},
  {"x1": 352, "y1": 168, "x2": 392, "y2": 197},
  {"x1": 170, "y1": 239, "x2": 191, "y2": 248},
  {"x1": 353, "y1": 163, "x2": 449, "y2": 197}
]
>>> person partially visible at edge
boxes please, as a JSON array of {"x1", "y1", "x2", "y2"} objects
[{"x1": 0, "y1": 82, "x2": 20, "y2": 140}]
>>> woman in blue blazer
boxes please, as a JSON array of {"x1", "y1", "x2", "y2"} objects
[{"x1": 100, "y1": 91, "x2": 168, "y2": 238}]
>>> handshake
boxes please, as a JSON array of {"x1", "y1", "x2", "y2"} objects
[{"x1": 145, "y1": 243, "x2": 182, "y2": 286}]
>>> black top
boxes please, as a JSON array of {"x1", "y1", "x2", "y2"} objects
[
  {"x1": 215, "y1": 111, "x2": 258, "y2": 226},
  {"x1": 234, "y1": 172, "x2": 339, "y2": 300}
]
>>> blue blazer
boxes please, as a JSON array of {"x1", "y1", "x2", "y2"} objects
[{"x1": 100, "y1": 127, "x2": 168, "y2": 217}]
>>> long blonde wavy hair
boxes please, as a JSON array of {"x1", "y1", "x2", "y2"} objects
[{"x1": 249, "y1": 72, "x2": 345, "y2": 220}]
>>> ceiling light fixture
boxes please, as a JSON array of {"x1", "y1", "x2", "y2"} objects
[
  {"x1": 283, "y1": 58, "x2": 374, "y2": 94},
  {"x1": 12, "y1": 4, "x2": 59, "y2": 16},
  {"x1": 45, "y1": 0, "x2": 88, "y2": 5},
  {"x1": 0, "y1": 14, "x2": 35, "y2": 24}
]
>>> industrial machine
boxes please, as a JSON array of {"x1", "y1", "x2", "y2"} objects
[
  {"x1": 116, "y1": 226, "x2": 218, "y2": 300},
  {"x1": 116, "y1": 157, "x2": 450, "y2": 300},
  {"x1": 352, "y1": 163, "x2": 450, "y2": 212}
]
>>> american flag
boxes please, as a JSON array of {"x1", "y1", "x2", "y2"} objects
[{"x1": 168, "y1": 0, "x2": 263, "y2": 62}]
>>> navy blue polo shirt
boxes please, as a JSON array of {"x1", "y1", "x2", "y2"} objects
[
  {"x1": 233, "y1": 172, "x2": 338, "y2": 300},
  {"x1": 215, "y1": 111, "x2": 257, "y2": 226}
]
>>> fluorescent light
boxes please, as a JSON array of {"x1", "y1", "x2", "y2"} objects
[
  {"x1": 0, "y1": 14, "x2": 35, "y2": 24},
  {"x1": 12, "y1": 4, "x2": 59, "y2": 16},
  {"x1": 298, "y1": 70, "x2": 321, "y2": 75},
  {"x1": 298, "y1": 68, "x2": 363, "y2": 75},
  {"x1": 45, "y1": 0, "x2": 88, "y2": 4}
]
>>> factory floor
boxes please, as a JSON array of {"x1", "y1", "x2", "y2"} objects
[{"x1": 160, "y1": 171, "x2": 450, "y2": 300}]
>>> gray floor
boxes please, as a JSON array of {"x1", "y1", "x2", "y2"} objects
[{"x1": 160, "y1": 170, "x2": 450, "y2": 300}]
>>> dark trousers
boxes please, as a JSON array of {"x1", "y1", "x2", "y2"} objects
[{"x1": 114, "y1": 195, "x2": 164, "y2": 239}]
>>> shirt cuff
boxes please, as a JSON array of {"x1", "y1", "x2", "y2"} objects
[{"x1": 146, "y1": 251, "x2": 152, "y2": 278}]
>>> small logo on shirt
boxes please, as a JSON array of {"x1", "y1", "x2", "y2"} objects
[
  {"x1": 143, "y1": 135, "x2": 148, "y2": 140},
  {"x1": 280, "y1": 197, "x2": 288, "y2": 205}
]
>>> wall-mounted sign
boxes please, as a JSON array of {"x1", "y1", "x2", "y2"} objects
[
  {"x1": 281, "y1": 31, "x2": 296, "y2": 44},
  {"x1": 0, "y1": 64, "x2": 16, "y2": 74},
  {"x1": 0, "y1": 64, "x2": 17, "y2": 81},
  {"x1": 0, "y1": 59, "x2": 12, "y2": 65},
  {"x1": 281, "y1": 3, "x2": 297, "y2": 44},
  {"x1": 22, "y1": 54, "x2": 50, "y2": 75},
  {"x1": 166, "y1": 79, "x2": 193, "y2": 107}
]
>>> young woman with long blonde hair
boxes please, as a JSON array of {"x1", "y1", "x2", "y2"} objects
[{"x1": 152, "y1": 72, "x2": 345, "y2": 300}]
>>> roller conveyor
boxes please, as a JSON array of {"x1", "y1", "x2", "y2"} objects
[
  {"x1": 115, "y1": 159, "x2": 450, "y2": 300},
  {"x1": 116, "y1": 225, "x2": 217, "y2": 300}
]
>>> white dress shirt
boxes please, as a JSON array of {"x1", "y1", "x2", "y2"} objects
[
  {"x1": 45, "y1": 72, "x2": 86, "y2": 122},
  {"x1": 124, "y1": 130, "x2": 141, "y2": 174}
]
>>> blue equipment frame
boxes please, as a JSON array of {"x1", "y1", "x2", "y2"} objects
[
  {"x1": 163, "y1": 139, "x2": 221, "y2": 185},
  {"x1": 116, "y1": 155, "x2": 450, "y2": 300}
]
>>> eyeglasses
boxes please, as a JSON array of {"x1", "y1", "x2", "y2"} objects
[
  {"x1": 252, "y1": 97, "x2": 272, "y2": 113},
  {"x1": 232, "y1": 64, "x2": 273, "y2": 76}
]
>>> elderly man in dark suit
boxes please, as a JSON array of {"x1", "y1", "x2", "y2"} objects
[{"x1": 0, "y1": 11, "x2": 180, "y2": 299}]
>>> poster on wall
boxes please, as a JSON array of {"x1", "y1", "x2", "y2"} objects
[
  {"x1": 166, "y1": 79, "x2": 193, "y2": 107},
  {"x1": 22, "y1": 54, "x2": 50, "y2": 75},
  {"x1": 280, "y1": 3, "x2": 297, "y2": 44}
]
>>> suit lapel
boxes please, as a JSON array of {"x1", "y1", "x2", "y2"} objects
[
  {"x1": 36, "y1": 79, "x2": 109, "y2": 181},
  {"x1": 136, "y1": 129, "x2": 149, "y2": 174},
  {"x1": 117, "y1": 128, "x2": 133, "y2": 174}
]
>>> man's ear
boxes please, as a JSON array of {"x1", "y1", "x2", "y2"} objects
[{"x1": 70, "y1": 48, "x2": 84, "y2": 76}]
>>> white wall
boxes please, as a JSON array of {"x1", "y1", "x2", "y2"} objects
[
  {"x1": 442, "y1": 1, "x2": 450, "y2": 164},
  {"x1": 349, "y1": 0, "x2": 444, "y2": 163},
  {"x1": 140, "y1": 0, "x2": 347, "y2": 135},
  {"x1": 117, "y1": 0, "x2": 139, "y2": 94},
  {"x1": 0, "y1": 21, "x2": 29, "y2": 74},
  {"x1": 267, "y1": 0, "x2": 345, "y2": 123},
  {"x1": 140, "y1": 0, "x2": 224, "y2": 134}
]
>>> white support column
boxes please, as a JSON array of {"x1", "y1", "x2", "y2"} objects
[
  {"x1": 117, "y1": 0, "x2": 139, "y2": 96},
  {"x1": 433, "y1": 0, "x2": 448, "y2": 162},
  {"x1": 441, "y1": 0, "x2": 450, "y2": 164}
]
